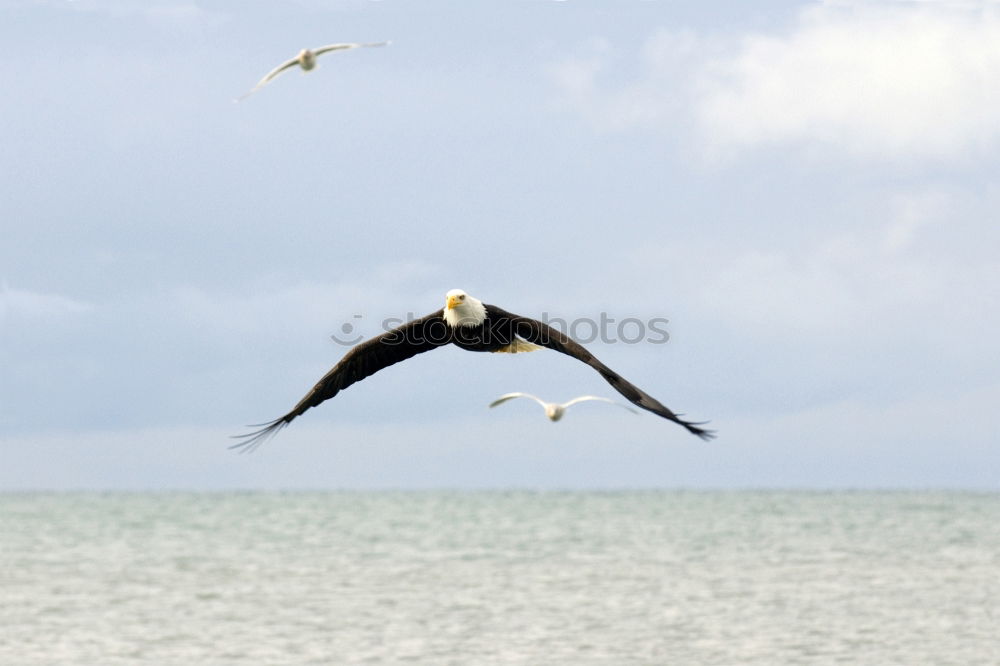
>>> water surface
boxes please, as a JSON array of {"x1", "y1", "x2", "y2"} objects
[{"x1": 2, "y1": 491, "x2": 998, "y2": 664}]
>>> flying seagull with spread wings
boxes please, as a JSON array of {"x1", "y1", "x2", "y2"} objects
[
  {"x1": 233, "y1": 289, "x2": 714, "y2": 451},
  {"x1": 236, "y1": 41, "x2": 389, "y2": 101},
  {"x1": 489, "y1": 392, "x2": 638, "y2": 422}
]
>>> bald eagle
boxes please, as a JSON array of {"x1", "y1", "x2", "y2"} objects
[{"x1": 233, "y1": 289, "x2": 714, "y2": 450}]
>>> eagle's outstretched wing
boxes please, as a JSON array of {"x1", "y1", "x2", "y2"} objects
[
  {"x1": 496, "y1": 309, "x2": 714, "y2": 440},
  {"x1": 232, "y1": 311, "x2": 451, "y2": 451}
]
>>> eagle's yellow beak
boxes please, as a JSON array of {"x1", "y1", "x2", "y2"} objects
[{"x1": 446, "y1": 295, "x2": 462, "y2": 310}]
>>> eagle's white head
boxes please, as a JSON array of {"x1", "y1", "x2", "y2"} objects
[{"x1": 443, "y1": 288, "x2": 487, "y2": 328}]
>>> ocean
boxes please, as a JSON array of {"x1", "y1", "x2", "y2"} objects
[{"x1": 2, "y1": 491, "x2": 998, "y2": 665}]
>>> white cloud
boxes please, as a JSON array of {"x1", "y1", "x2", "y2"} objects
[
  {"x1": 0, "y1": 284, "x2": 93, "y2": 320},
  {"x1": 547, "y1": 30, "x2": 706, "y2": 133},
  {"x1": 624, "y1": 184, "x2": 1000, "y2": 350},
  {"x1": 883, "y1": 188, "x2": 951, "y2": 251},
  {"x1": 3, "y1": 0, "x2": 228, "y2": 30},
  {"x1": 550, "y1": 3, "x2": 1000, "y2": 162},
  {"x1": 164, "y1": 261, "x2": 445, "y2": 344},
  {"x1": 698, "y1": 4, "x2": 1000, "y2": 161}
]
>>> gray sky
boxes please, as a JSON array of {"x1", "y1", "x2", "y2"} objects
[{"x1": 2, "y1": 0, "x2": 998, "y2": 489}]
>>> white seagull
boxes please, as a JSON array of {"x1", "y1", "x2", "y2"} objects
[
  {"x1": 237, "y1": 41, "x2": 390, "y2": 101},
  {"x1": 489, "y1": 392, "x2": 638, "y2": 422}
]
